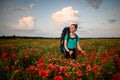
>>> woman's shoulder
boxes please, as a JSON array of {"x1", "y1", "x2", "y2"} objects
[
  {"x1": 65, "y1": 34, "x2": 69, "y2": 35},
  {"x1": 75, "y1": 34, "x2": 79, "y2": 37}
]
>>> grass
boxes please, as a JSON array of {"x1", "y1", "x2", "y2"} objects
[{"x1": 0, "y1": 38, "x2": 120, "y2": 80}]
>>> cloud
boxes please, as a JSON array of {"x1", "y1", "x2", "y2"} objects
[
  {"x1": 12, "y1": 16, "x2": 35, "y2": 30},
  {"x1": 108, "y1": 19, "x2": 116, "y2": 23},
  {"x1": 51, "y1": 6, "x2": 79, "y2": 26},
  {"x1": 0, "y1": 3, "x2": 34, "y2": 14},
  {"x1": 86, "y1": 0, "x2": 103, "y2": 9},
  {"x1": 9, "y1": 7, "x2": 28, "y2": 12}
]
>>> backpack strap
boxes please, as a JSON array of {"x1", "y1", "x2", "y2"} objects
[
  {"x1": 75, "y1": 34, "x2": 78, "y2": 47},
  {"x1": 67, "y1": 33, "x2": 78, "y2": 44},
  {"x1": 75, "y1": 34, "x2": 78, "y2": 41},
  {"x1": 67, "y1": 33, "x2": 70, "y2": 42}
]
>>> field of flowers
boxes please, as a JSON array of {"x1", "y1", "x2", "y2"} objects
[{"x1": 0, "y1": 38, "x2": 120, "y2": 80}]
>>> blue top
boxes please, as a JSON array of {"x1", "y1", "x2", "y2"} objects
[{"x1": 64, "y1": 34, "x2": 80, "y2": 49}]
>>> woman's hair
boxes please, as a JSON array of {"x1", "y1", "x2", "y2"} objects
[{"x1": 71, "y1": 24, "x2": 78, "y2": 30}]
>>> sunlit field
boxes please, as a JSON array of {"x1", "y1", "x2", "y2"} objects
[{"x1": 0, "y1": 38, "x2": 120, "y2": 80}]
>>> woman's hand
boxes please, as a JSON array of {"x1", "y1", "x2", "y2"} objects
[
  {"x1": 79, "y1": 49, "x2": 85, "y2": 53},
  {"x1": 69, "y1": 50, "x2": 73, "y2": 55}
]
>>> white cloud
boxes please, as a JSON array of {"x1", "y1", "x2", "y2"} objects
[
  {"x1": 51, "y1": 6, "x2": 79, "y2": 26},
  {"x1": 12, "y1": 16, "x2": 35, "y2": 30}
]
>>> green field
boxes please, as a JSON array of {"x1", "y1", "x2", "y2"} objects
[{"x1": 0, "y1": 39, "x2": 120, "y2": 80}]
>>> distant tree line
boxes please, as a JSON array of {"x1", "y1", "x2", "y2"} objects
[
  {"x1": 0, "y1": 35, "x2": 60, "y2": 39},
  {"x1": 0, "y1": 35, "x2": 120, "y2": 39}
]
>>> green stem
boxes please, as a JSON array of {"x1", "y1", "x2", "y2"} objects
[{"x1": 10, "y1": 72, "x2": 15, "y2": 80}]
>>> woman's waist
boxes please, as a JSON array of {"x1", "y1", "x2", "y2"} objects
[{"x1": 68, "y1": 48, "x2": 76, "y2": 50}]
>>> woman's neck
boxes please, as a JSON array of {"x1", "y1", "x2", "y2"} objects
[
  {"x1": 70, "y1": 32, "x2": 75, "y2": 36},
  {"x1": 70, "y1": 32, "x2": 75, "y2": 35}
]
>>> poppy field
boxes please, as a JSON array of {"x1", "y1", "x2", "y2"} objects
[{"x1": 0, "y1": 38, "x2": 120, "y2": 80}]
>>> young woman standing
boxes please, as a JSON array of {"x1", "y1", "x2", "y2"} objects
[{"x1": 64, "y1": 24, "x2": 84, "y2": 59}]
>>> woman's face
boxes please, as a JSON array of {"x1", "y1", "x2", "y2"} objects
[{"x1": 70, "y1": 25, "x2": 76, "y2": 33}]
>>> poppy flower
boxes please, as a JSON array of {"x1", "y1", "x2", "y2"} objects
[
  {"x1": 37, "y1": 63, "x2": 44, "y2": 68},
  {"x1": 4, "y1": 66, "x2": 9, "y2": 71},
  {"x1": 82, "y1": 51, "x2": 88, "y2": 57},
  {"x1": 47, "y1": 64, "x2": 54, "y2": 70},
  {"x1": 59, "y1": 66, "x2": 64, "y2": 73},
  {"x1": 85, "y1": 64, "x2": 92, "y2": 73},
  {"x1": 38, "y1": 57, "x2": 45, "y2": 63},
  {"x1": 76, "y1": 70, "x2": 83, "y2": 76},
  {"x1": 39, "y1": 70, "x2": 50, "y2": 78},
  {"x1": 54, "y1": 76, "x2": 63, "y2": 80},
  {"x1": 89, "y1": 54, "x2": 94, "y2": 63},
  {"x1": 24, "y1": 55, "x2": 29, "y2": 59},
  {"x1": 15, "y1": 70, "x2": 21, "y2": 74},
  {"x1": 114, "y1": 58, "x2": 120, "y2": 68},
  {"x1": 11, "y1": 65, "x2": 15, "y2": 70},
  {"x1": 93, "y1": 64, "x2": 100, "y2": 73},
  {"x1": 65, "y1": 72, "x2": 71, "y2": 77},
  {"x1": 112, "y1": 73, "x2": 120, "y2": 80},
  {"x1": 27, "y1": 66, "x2": 35, "y2": 71},
  {"x1": 10, "y1": 51, "x2": 17, "y2": 58},
  {"x1": 0, "y1": 50, "x2": 7, "y2": 59}
]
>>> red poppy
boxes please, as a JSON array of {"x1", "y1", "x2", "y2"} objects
[
  {"x1": 65, "y1": 72, "x2": 71, "y2": 77},
  {"x1": 11, "y1": 65, "x2": 15, "y2": 70},
  {"x1": 15, "y1": 70, "x2": 21, "y2": 74},
  {"x1": 37, "y1": 63, "x2": 44, "y2": 68},
  {"x1": 4, "y1": 66, "x2": 9, "y2": 71},
  {"x1": 54, "y1": 76, "x2": 63, "y2": 80},
  {"x1": 107, "y1": 71, "x2": 113, "y2": 75},
  {"x1": 59, "y1": 58, "x2": 66, "y2": 63},
  {"x1": 0, "y1": 50, "x2": 7, "y2": 59},
  {"x1": 47, "y1": 52, "x2": 50, "y2": 55},
  {"x1": 47, "y1": 64, "x2": 54, "y2": 70},
  {"x1": 59, "y1": 66, "x2": 64, "y2": 73},
  {"x1": 10, "y1": 51, "x2": 17, "y2": 58},
  {"x1": 82, "y1": 51, "x2": 88, "y2": 57},
  {"x1": 74, "y1": 62, "x2": 80, "y2": 68},
  {"x1": 89, "y1": 54, "x2": 94, "y2": 63},
  {"x1": 63, "y1": 66, "x2": 68, "y2": 71},
  {"x1": 33, "y1": 67, "x2": 38, "y2": 74},
  {"x1": 38, "y1": 57, "x2": 45, "y2": 63},
  {"x1": 76, "y1": 70, "x2": 83, "y2": 76},
  {"x1": 101, "y1": 54, "x2": 108, "y2": 65},
  {"x1": 85, "y1": 64, "x2": 92, "y2": 73},
  {"x1": 54, "y1": 64, "x2": 60, "y2": 74},
  {"x1": 93, "y1": 64, "x2": 100, "y2": 73},
  {"x1": 27, "y1": 66, "x2": 35, "y2": 71},
  {"x1": 49, "y1": 58, "x2": 57, "y2": 62},
  {"x1": 39, "y1": 70, "x2": 50, "y2": 78},
  {"x1": 101, "y1": 54, "x2": 108, "y2": 61},
  {"x1": 25, "y1": 55, "x2": 29, "y2": 59},
  {"x1": 114, "y1": 58, "x2": 120, "y2": 68},
  {"x1": 80, "y1": 62, "x2": 86, "y2": 67},
  {"x1": 112, "y1": 73, "x2": 120, "y2": 80}
]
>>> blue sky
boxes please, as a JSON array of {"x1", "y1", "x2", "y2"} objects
[{"x1": 0, "y1": 0, "x2": 120, "y2": 37}]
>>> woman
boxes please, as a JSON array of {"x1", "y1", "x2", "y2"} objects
[{"x1": 64, "y1": 24, "x2": 84, "y2": 59}]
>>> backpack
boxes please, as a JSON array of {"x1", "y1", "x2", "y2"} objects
[{"x1": 60, "y1": 27, "x2": 78, "y2": 53}]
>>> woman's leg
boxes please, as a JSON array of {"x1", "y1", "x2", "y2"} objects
[
  {"x1": 65, "y1": 51, "x2": 70, "y2": 59},
  {"x1": 71, "y1": 49, "x2": 76, "y2": 59}
]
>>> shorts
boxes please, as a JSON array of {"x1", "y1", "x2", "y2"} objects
[{"x1": 64, "y1": 48, "x2": 76, "y2": 59}]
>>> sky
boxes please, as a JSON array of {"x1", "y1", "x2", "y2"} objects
[{"x1": 0, "y1": 0, "x2": 120, "y2": 38}]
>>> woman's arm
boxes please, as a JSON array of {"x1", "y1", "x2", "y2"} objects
[
  {"x1": 77, "y1": 41, "x2": 83, "y2": 52},
  {"x1": 64, "y1": 40, "x2": 69, "y2": 52}
]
